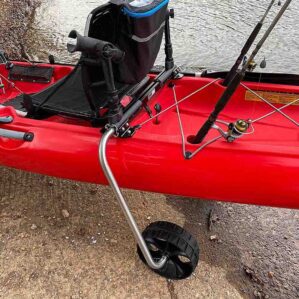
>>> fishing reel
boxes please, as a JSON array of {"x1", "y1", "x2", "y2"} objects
[
  {"x1": 243, "y1": 56, "x2": 257, "y2": 72},
  {"x1": 227, "y1": 119, "x2": 250, "y2": 142},
  {"x1": 212, "y1": 119, "x2": 251, "y2": 143}
]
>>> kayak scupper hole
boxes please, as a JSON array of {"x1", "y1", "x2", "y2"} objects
[{"x1": 187, "y1": 135, "x2": 196, "y2": 144}]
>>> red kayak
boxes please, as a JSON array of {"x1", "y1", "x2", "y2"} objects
[
  {"x1": 0, "y1": 60, "x2": 298, "y2": 210},
  {"x1": 0, "y1": 0, "x2": 297, "y2": 280}
]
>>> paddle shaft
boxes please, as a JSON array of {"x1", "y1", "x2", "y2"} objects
[
  {"x1": 192, "y1": 0, "x2": 292, "y2": 144},
  {"x1": 223, "y1": 0, "x2": 276, "y2": 86}
]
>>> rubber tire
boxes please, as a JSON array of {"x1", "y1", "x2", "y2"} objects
[{"x1": 137, "y1": 221, "x2": 199, "y2": 280}]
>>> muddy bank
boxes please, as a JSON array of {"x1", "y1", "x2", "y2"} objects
[
  {"x1": 0, "y1": 0, "x2": 41, "y2": 58},
  {"x1": 0, "y1": 167, "x2": 298, "y2": 299}
]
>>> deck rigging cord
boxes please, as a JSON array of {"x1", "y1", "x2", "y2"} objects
[
  {"x1": 191, "y1": 0, "x2": 293, "y2": 144},
  {"x1": 172, "y1": 84, "x2": 299, "y2": 159},
  {"x1": 133, "y1": 79, "x2": 299, "y2": 159}
]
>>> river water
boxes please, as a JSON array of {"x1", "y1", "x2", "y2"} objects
[{"x1": 27, "y1": 0, "x2": 298, "y2": 73}]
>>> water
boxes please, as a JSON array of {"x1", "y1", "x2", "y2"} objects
[{"x1": 27, "y1": 0, "x2": 299, "y2": 73}]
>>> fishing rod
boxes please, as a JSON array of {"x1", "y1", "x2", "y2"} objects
[
  {"x1": 223, "y1": 0, "x2": 276, "y2": 86},
  {"x1": 191, "y1": 0, "x2": 292, "y2": 144}
]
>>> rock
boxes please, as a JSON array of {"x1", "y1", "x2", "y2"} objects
[
  {"x1": 253, "y1": 290, "x2": 260, "y2": 297},
  {"x1": 243, "y1": 266, "x2": 263, "y2": 284},
  {"x1": 48, "y1": 180, "x2": 54, "y2": 187},
  {"x1": 210, "y1": 235, "x2": 218, "y2": 241},
  {"x1": 89, "y1": 189, "x2": 97, "y2": 195},
  {"x1": 110, "y1": 239, "x2": 117, "y2": 244},
  {"x1": 61, "y1": 209, "x2": 70, "y2": 218},
  {"x1": 72, "y1": 184, "x2": 79, "y2": 190},
  {"x1": 147, "y1": 216, "x2": 151, "y2": 220},
  {"x1": 208, "y1": 209, "x2": 220, "y2": 231},
  {"x1": 29, "y1": 272, "x2": 39, "y2": 280},
  {"x1": 268, "y1": 271, "x2": 274, "y2": 279},
  {"x1": 30, "y1": 224, "x2": 37, "y2": 230}
]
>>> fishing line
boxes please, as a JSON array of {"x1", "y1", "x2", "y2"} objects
[
  {"x1": 140, "y1": 80, "x2": 297, "y2": 159},
  {"x1": 241, "y1": 83, "x2": 299, "y2": 126}
]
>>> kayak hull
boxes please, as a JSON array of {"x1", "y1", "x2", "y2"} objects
[
  {"x1": 0, "y1": 105, "x2": 298, "y2": 209},
  {"x1": 0, "y1": 63, "x2": 299, "y2": 209}
]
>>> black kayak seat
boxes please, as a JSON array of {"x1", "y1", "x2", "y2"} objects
[{"x1": 5, "y1": 1, "x2": 169, "y2": 123}]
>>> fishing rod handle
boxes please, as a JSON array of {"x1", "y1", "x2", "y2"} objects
[{"x1": 192, "y1": 72, "x2": 244, "y2": 144}]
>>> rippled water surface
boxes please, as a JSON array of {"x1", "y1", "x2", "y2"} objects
[{"x1": 28, "y1": 0, "x2": 299, "y2": 73}]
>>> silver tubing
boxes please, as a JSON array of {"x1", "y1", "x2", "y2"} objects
[
  {"x1": 0, "y1": 128, "x2": 27, "y2": 140},
  {"x1": 251, "y1": 98, "x2": 299, "y2": 124},
  {"x1": 137, "y1": 78, "x2": 220, "y2": 128},
  {"x1": 0, "y1": 116, "x2": 13, "y2": 124},
  {"x1": 241, "y1": 83, "x2": 299, "y2": 126},
  {"x1": 99, "y1": 128, "x2": 167, "y2": 270},
  {"x1": 0, "y1": 105, "x2": 27, "y2": 117},
  {"x1": 188, "y1": 135, "x2": 223, "y2": 159},
  {"x1": 172, "y1": 86, "x2": 187, "y2": 156}
]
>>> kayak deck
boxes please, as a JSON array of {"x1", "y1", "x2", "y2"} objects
[{"x1": 0, "y1": 63, "x2": 299, "y2": 209}]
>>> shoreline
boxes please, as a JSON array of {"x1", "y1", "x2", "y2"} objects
[{"x1": 0, "y1": 0, "x2": 41, "y2": 58}]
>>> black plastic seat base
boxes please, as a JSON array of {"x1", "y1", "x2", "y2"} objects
[{"x1": 3, "y1": 65, "x2": 139, "y2": 121}]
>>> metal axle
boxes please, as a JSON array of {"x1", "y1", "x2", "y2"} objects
[{"x1": 99, "y1": 128, "x2": 167, "y2": 270}]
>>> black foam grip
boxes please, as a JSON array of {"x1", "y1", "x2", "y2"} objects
[{"x1": 192, "y1": 72, "x2": 244, "y2": 144}]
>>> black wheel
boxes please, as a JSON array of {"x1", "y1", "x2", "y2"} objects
[{"x1": 137, "y1": 221, "x2": 199, "y2": 280}]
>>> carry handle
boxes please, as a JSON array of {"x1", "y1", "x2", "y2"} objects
[
  {"x1": 0, "y1": 116, "x2": 13, "y2": 124},
  {"x1": 0, "y1": 128, "x2": 34, "y2": 142},
  {"x1": 0, "y1": 114, "x2": 34, "y2": 142}
]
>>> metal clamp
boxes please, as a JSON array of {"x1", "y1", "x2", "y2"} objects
[{"x1": 99, "y1": 128, "x2": 167, "y2": 270}]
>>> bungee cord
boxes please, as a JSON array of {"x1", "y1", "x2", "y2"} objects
[
  {"x1": 135, "y1": 78, "x2": 220, "y2": 129},
  {"x1": 133, "y1": 79, "x2": 299, "y2": 159}
]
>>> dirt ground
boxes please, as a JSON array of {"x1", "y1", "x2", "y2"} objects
[
  {"x1": 0, "y1": 167, "x2": 298, "y2": 299},
  {"x1": 0, "y1": 1, "x2": 298, "y2": 298}
]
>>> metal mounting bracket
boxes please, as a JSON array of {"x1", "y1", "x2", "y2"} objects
[{"x1": 99, "y1": 128, "x2": 167, "y2": 270}]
